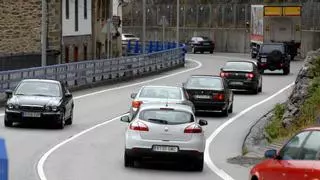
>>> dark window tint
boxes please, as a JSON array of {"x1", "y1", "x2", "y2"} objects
[
  {"x1": 139, "y1": 110, "x2": 194, "y2": 125},
  {"x1": 279, "y1": 131, "x2": 310, "y2": 160},
  {"x1": 75, "y1": 0, "x2": 78, "y2": 31},
  {"x1": 14, "y1": 82, "x2": 61, "y2": 97},
  {"x1": 224, "y1": 62, "x2": 254, "y2": 71},
  {"x1": 139, "y1": 87, "x2": 182, "y2": 99},
  {"x1": 124, "y1": 34, "x2": 136, "y2": 38},
  {"x1": 186, "y1": 77, "x2": 223, "y2": 89},
  {"x1": 299, "y1": 131, "x2": 320, "y2": 160},
  {"x1": 66, "y1": 0, "x2": 69, "y2": 19},
  {"x1": 260, "y1": 44, "x2": 284, "y2": 53},
  {"x1": 84, "y1": 0, "x2": 87, "y2": 19}
]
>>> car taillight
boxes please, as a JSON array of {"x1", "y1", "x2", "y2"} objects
[
  {"x1": 220, "y1": 72, "x2": 230, "y2": 78},
  {"x1": 184, "y1": 124, "x2": 202, "y2": 133},
  {"x1": 213, "y1": 93, "x2": 224, "y2": 101},
  {"x1": 129, "y1": 121, "x2": 149, "y2": 131},
  {"x1": 132, "y1": 100, "x2": 143, "y2": 109},
  {"x1": 246, "y1": 73, "x2": 254, "y2": 79}
]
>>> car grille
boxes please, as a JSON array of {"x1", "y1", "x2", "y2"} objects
[{"x1": 19, "y1": 105, "x2": 44, "y2": 112}]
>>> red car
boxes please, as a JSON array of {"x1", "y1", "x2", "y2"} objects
[{"x1": 250, "y1": 127, "x2": 320, "y2": 180}]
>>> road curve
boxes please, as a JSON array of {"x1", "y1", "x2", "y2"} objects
[{"x1": 0, "y1": 53, "x2": 303, "y2": 180}]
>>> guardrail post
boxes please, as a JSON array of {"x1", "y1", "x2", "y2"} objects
[
  {"x1": 0, "y1": 138, "x2": 8, "y2": 180},
  {"x1": 134, "y1": 40, "x2": 139, "y2": 54},
  {"x1": 148, "y1": 41, "x2": 152, "y2": 53},
  {"x1": 127, "y1": 40, "x2": 131, "y2": 54}
]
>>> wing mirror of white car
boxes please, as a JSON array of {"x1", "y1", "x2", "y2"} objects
[
  {"x1": 120, "y1": 115, "x2": 131, "y2": 123},
  {"x1": 130, "y1": 93, "x2": 137, "y2": 99},
  {"x1": 198, "y1": 119, "x2": 208, "y2": 126}
]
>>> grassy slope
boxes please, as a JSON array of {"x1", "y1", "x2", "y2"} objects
[{"x1": 265, "y1": 57, "x2": 320, "y2": 143}]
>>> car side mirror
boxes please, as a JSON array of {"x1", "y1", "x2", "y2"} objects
[
  {"x1": 264, "y1": 149, "x2": 277, "y2": 159},
  {"x1": 130, "y1": 93, "x2": 137, "y2": 99},
  {"x1": 65, "y1": 92, "x2": 72, "y2": 98},
  {"x1": 5, "y1": 89, "x2": 13, "y2": 99},
  {"x1": 120, "y1": 115, "x2": 130, "y2": 123},
  {"x1": 198, "y1": 119, "x2": 208, "y2": 126}
]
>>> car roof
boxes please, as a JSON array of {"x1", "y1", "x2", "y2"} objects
[
  {"x1": 141, "y1": 85, "x2": 182, "y2": 89},
  {"x1": 139, "y1": 103, "x2": 194, "y2": 114},
  {"x1": 21, "y1": 79, "x2": 60, "y2": 84}
]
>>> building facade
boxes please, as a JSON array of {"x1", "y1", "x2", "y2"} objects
[{"x1": 62, "y1": 0, "x2": 93, "y2": 63}]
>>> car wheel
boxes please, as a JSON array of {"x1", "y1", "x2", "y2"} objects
[
  {"x1": 258, "y1": 79, "x2": 262, "y2": 92},
  {"x1": 65, "y1": 108, "x2": 73, "y2": 125},
  {"x1": 228, "y1": 103, "x2": 233, "y2": 113},
  {"x1": 4, "y1": 116, "x2": 13, "y2": 127},
  {"x1": 221, "y1": 104, "x2": 229, "y2": 117},
  {"x1": 193, "y1": 155, "x2": 204, "y2": 171},
  {"x1": 124, "y1": 152, "x2": 134, "y2": 167},
  {"x1": 57, "y1": 110, "x2": 65, "y2": 129},
  {"x1": 283, "y1": 67, "x2": 290, "y2": 75},
  {"x1": 210, "y1": 50, "x2": 213, "y2": 54},
  {"x1": 192, "y1": 47, "x2": 196, "y2": 54},
  {"x1": 252, "y1": 85, "x2": 259, "y2": 94}
]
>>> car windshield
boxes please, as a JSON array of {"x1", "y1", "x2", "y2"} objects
[
  {"x1": 260, "y1": 44, "x2": 284, "y2": 53},
  {"x1": 139, "y1": 87, "x2": 182, "y2": 99},
  {"x1": 124, "y1": 34, "x2": 136, "y2": 38},
  {"x1": 193, "y1": 37, "x2": 210, "y2": 41},
  {"x1": 139, "y1": 109, "x2": 194, "y2": 125},
  {"x1": 14, "y1": 81, "x2": 61, "y2": 97},
  {"x1": 186, "y1": 77, "x2": 223, "y2": 89},
  {"x1": 223, "y1": 62, "x2": 253, "y2": 71}
]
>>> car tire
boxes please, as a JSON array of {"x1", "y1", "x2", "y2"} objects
[
  {"x1": 221, "y1": 104, "x2": 229, "y2": 117},
  {"x1": 65, "y1": 108, "x2": 73, "y2": 125},
  {"x1": 57, "y1": 110, "x2": 65, "y2": 129},
  {"x1": 4, "y1": 116, "x2": 13, "y2": 127},
  {"x1": 283, "y1": 67, "x2": 290, "y2": 75},
  {"x1": 210, "y1": 50, "x2": 213, "y2": 54},
  {"x1": 192, "y1": 47, "x2": 196, "y2": 54},
  {"x1": 252, "y1": 85, "x2": 259, "y2": 94},
  {"x1": 228, "y1": 103, "x2": 233, "y2": 113},
  {"x1": 124, "y1": 152, "x2": 134, "y2": 167},
  {"x1": 258, "y1": 79, "x2": 262, "y2": 93},
  {"x1": 194, "y1": 155, "x2": 204, "y2": 171}
]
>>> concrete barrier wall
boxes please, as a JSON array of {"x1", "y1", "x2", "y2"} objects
[{"x1": 123, "y1": 26, "x2": 320, "y2": 57}]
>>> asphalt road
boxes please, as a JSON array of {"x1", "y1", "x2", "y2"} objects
[{"x1": 0, "y1": 53, "x2": 303, "y2": 180}]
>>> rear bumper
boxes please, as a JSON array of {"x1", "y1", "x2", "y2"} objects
[
  {"x1": 191, "y1": 101, "x2": 227, "y2": 111},
  {"x1": 257, "y1": 61, "x2": 289, "y2": 71},
  {"x1": 125, "y1": 148, "x2": 203, "y2": 160},
  {"x1": 226, "y1": 80, "x2": 257, "y2": 90},
  {"x1": 5, "y1": 110, "x2": 61, "y2": 123},
  {"x1": 194, "y1": 46, "x2": 214, "y2": 51}
]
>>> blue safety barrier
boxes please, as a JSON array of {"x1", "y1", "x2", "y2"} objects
[{"x1": 0, "y1": 139, "x2": 8, "y2": 180}]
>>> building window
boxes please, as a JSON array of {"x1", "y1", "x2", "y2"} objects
[
  {"x1": 74, "y1": 46, "x2": 79, "y2": 62},
  {"x1": 83, "y1": 45, "x2": 87, "y2": 60},
  {"x1": 75, "y1": 0, "x2": 79, "y2": 31},
  {"x1": 84, "y1": 0, "x2": 87, "y2": 19},
  {"x1": 65, "y1": 46, "x2": 69, "y2": 63},
  {"x1": 66, "y1": 0, "x2": 69, "y2": 19}
]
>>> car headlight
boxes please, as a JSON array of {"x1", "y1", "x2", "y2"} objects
[
  {"x1": 45, "y1": 106, "x2": 52, "y2": 111},
  {"x1": 7, "y1": 103, "x2": 14, "y2": 109},
  {"x1": 51, "y1": 106, "x2": 58, "y2": 112}
]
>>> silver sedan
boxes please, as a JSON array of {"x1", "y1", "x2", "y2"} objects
[
  {"x1": 129, "y1": 85, "x2": 195, "y2": 120},
  {"x1": 120, "y1": 103, "x2": 207, "y2": 171}
]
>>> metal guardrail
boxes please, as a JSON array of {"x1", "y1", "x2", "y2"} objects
[
  {"x1": 0, "y1": 47, "x2": 185, "y2": 93},
  {"x1": 0, "y1": 138, "x2": 8, "y2": 180},
  {"x1": 124, "y1": 41, "x2": 183, "y2": 56}
]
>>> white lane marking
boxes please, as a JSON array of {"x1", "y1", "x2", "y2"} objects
[
  {"x1": 37, "y1": 114, "x2": 128, "y2": 180},
  {"x1": 204, "y1": 82, "x2": 294, "y2": 180},
  {"x1": 37, "y1": 59, "x2": 202, "y2": 180},
  {"x1": 0, "y1": 59, "x2": 201, "y2": 118}
]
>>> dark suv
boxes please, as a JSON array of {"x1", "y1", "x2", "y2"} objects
[
  {"x1": 188, "y1": 36, "x2": 215, "y2": 54},
  {"x1": 256, "y1": 43, "x2": 291, "y2": 75}
]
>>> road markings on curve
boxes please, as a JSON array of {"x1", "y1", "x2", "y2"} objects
[
  {"x1": 204, "y1": 82, "x2": 294, "y2": 180},
  {"x1": 0, "y1": 59, "x2": 201, "y2": 118},
  {"x1": 37, "y1": 59, "x2": 202, "y2": 180}
]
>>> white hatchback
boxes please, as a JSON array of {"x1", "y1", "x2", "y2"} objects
[{"x1": 120, "y1": 103, "x2": 207, "y2": 171}]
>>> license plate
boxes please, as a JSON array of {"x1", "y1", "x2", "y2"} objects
[
  {"x1": 23, "y1": 112, "x2": 41, "y2": 118},
  {"x1": 152, "y1": 145, "x2": 178, "y2": 152},
  {"x1": 261, "y1": 58, "x2": 267, "y2": 63},
  {"x1": 203, "y1": 43, "x2": 210, "y2": 45},
  {"x1": 230, "y1": 82, "x2": 243, "y2": 85},
  {"x1": 194, "y1": 95, "x2": 211, "y2": 99}
]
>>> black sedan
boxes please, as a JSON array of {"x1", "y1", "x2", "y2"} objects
[
  {"x1": 182, "y1": 75, "x2": 233, "y2": 116},
  {"x1": 220, "y1": 61, "x2": 262, "y2": 94},
  {"x1": 4, "y1": 79, "x2": 74, "y2": 129},
  {"x1": 188, "y1": 36, "x2": 215, "y2": 54}
]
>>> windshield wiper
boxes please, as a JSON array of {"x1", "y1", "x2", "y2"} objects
[{"x1": 148, "y1": 118, "x2": 168, "y2": 124}]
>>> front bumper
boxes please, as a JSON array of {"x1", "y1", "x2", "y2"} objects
[{"x1": 5, "y1": 110, "x2": 61, "y2": 123}]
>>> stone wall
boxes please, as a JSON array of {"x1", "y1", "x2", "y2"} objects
[{"x1": 0, "y1": 0, "x2": 61, "y2": 56}]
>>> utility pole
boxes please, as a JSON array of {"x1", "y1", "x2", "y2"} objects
[
  {"x1": 176, "y1": 0, "x2": 180, "y2": 47},
  {"x1": 41, "y1": 0, "x2": 47, "y2": 66},
  {"x1": 142, "y1": 0, "x2": 146, "y2": 54}
]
